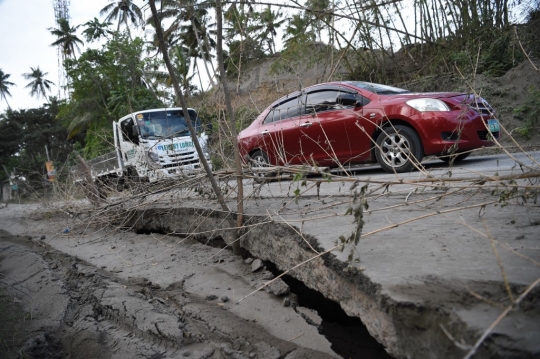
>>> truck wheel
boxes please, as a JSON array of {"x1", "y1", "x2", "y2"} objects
[
  {"x1": 125, "y1": 169, "x2": 147, "y2": 194},
  {"x1": 94, "y1": 179, "x2": 108, "y2": 199},
  {"x1": 375, "y1": 125, "x2": 423, "y2": 173},
  {"x1": 116, "y1": 178, "x2": 125, "y2": 192}
]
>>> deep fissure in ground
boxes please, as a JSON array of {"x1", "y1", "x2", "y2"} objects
[
  {"x1": 264, "y1": 262, "x2": 395, "y2": 359},
  {"x1": 136, "y1": 224, "x2": 396, "y2": 359}
]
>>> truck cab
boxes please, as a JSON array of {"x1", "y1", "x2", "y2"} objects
[{"x1": 116, "y1": 107, "x2": 211, "y2": 182}]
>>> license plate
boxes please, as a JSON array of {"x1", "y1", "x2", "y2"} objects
[{"x1": 488, "y1": 119, "x2": 500, "y2": 132}]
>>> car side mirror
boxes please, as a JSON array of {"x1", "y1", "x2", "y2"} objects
[{"x1": 337, "y1": 93, "x2": 359, "y2": 107}]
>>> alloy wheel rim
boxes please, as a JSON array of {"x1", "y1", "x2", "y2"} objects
[
  {"x1": 381, "y1": 133, "x2": 411, "y2": 168},
  {"x1": 251, "y1": 155, "x2": 268, "y2": 177}
]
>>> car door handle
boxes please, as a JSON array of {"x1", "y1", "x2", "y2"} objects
[
  {"x1": 300, "y1": 122, "x2": 312, "y2": 128},
  {"x1": 261, "y1": 130, "x2": 270, "y2": 135}
]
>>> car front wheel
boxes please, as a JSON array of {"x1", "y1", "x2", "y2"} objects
[
  {"x1": 375, "y1": 125, "x2": 423, "y2": 173},
  {"x1": 249, "y1": 150, "x2": 273, "y2": 182}
]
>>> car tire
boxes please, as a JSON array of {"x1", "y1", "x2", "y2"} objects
[
  {"x1": 250, "y1": 150, "x2": 272, "y2": 182},
  {"x1": 438, "y1": 152, "x2": 471, "y2": 165},
  {"x1": 375, "y1": 125, "x2": 424, "y2": 173}
]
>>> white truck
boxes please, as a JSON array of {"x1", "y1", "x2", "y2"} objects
[{"x1": 75, "y1": 107, "x2": 211, "y2": 191}]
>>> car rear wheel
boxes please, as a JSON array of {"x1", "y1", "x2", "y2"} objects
[
  {"x1": 249, "y1": 150, "x2": 273, "y2": 182},
  {"x1": 375, "y1": 125, "x2": 423, "y2": 173},
  {"x1": 438, "y1": 152, "x2": 471, "y2": 165}
]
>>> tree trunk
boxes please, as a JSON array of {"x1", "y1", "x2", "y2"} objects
[
  {"x1": 215, "y1": 0, "x2": 244, "y2": 256},
  {"x1": 148, "y1": 0, "x2": 230, "y2": 216}
]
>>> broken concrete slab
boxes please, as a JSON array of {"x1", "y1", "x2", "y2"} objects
[
  {"x1": 265, "y1": 278, "x2": 290, "y2": 296},
  {"x1": 251, "y1": 258, "x2": 264, "y2": 272}
]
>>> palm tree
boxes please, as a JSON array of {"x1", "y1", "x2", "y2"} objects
[
  {"x1": 283, "y1": 14, "x2": 315, "y2": 48},
  {"x1": 100, "y1": 0, "x2": 144, "y2": 32},
  {"x1": 23, "y1": 67, "x2": 55, "y2": 100},
  {"x1": 148, "y1": 0, "x2": 216, "y2": 86},
  {"x1": 305, "y1": 0, "x2": 332, "y2": 42},
  {"x1": 0, "y1": 69, "x2": 15, "y2": 109},
  {"x1": 169, "y1": 46, "x2": 195, "y2": 98},
  {"x1": 82, "y1": 17, "x2": 113, "y2": 42},
  {"x1": 253, "y1": 6, "x2": 286, "y2": 54},
  {"x1": 49, "y1": 18, "x2": 84, "y2": 59}
]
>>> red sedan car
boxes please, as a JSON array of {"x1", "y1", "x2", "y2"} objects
[{"x1": 238, "y1": 81, "x2": 500, "y2": 174}]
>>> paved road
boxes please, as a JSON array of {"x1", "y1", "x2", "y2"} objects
[
  {"x1": 346, "y1": 150, "x2": 540, "y2": 178},
  {"x1": 247, "y1": 148, "x2": 540, "y2": 206}
]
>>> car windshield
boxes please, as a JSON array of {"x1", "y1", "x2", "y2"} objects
[
  {"x1": 346, "y1": 81, "x2": 410, "y2": 95},
  {"x1": 135, "y1": 109, "x2": 202, "y2": 139}
]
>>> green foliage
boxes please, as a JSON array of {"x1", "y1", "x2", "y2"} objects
[
  {"x1": 338, "y1": 182, "x2": 369, "y2": 263},
  {"x1": 196, "y1": 104, "x2": 258, "y2": 171},
  {"x1": 81, "y1": 124, "x2": 115, "y2": 160},
  {"x1": 82, "y1": 18, "x2": 113, "y2": 43},
  {"x1": 99, "y1": 0, "x2": 143, "y2": 32},
  {"x1": 22, "y1": 67, "x2": 55, "y2": 100},
  {"x1": 0, "y1": 100, "x2": 73, "y2": 184},
  {"x1": 48, "y1": 18, "x2": 83, "y2": 59},
  {"x1": 513, "y1": 86, "x2": 540, "y2": 138},
  {"x1": 0, "y1": 69, "x2": 15, "y2": 107},
  {"x1": 269, "y1": 41, "x2": 326, "y2": 79},
  {"x1": 479, "y1": 29, "x2": 525, "y2": 77},
  {"x1": 225, "y1": 38, "x2": 266, "y2": 78},
  {"x1": 290, "y1": 171, "x2": 308, "y2": 204},
  {"x1": 448, "y1": 50, "x2": 472, "y2": 70},
  {"x1": 235, "y1": 106, "x2": 259, "y2": 132},
  {"x1": 283, "y1": 14, "x2": 315, "y2": 48},
  {"x1": 60, "y1": 34, "x2": 163, "y2": 155},
  {"x1": 252, "y1": 5, "x2": 286, "y2": 54}
]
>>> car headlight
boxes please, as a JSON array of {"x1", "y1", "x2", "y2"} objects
[
  {"x1": 147, "y1": 151, "x2": 159, "y2": 162},
  {"x1": 406, "y1": 98, "x2": 450, "y2": 112}
]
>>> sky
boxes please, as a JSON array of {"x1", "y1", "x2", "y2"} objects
[
  {"x1": 0, "y1": 0, "x2": 130, "y2": 113},
  {"x1": 0, "y1": 0, "x2": 282, "y2": 115}
]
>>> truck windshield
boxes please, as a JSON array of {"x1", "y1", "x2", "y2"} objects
[{"x1": 135, "y1": 109, "x2": 202, "y2": 139}]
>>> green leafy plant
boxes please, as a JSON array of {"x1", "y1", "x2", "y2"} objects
[
  {"x1": 514, "y1": 86, "x2": 540, "y2": 138},
  {"x1": 338, "y1": 182, "x2": 369, "y2": 264},
  {"x1": 290, "y1": 170, "x2": 308, "y2": 204}
]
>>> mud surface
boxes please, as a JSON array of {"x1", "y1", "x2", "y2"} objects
[{"x1": 0, "y1": 217, "x2": 346, "y2": 359}]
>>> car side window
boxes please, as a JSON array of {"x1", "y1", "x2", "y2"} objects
[
  {"x1": 264, "y1": 97, "x2": 303, "y2": 124},
  {"x1": 337, "y1": 92, "x2": 370, "y2": 108},
  {"x1": 305, "y1": 90, "x2": 340, "y2": 114},
  {"x1": 306, "y1": 89, "x2": 369, "y2": 113}
]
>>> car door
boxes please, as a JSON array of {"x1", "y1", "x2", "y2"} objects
[
  {"x1": 256, "y1": 95, "x2": 306, "y2": 165},
  {"x1": 301, "y1": 87, "x2": 367, "y2": 166}
]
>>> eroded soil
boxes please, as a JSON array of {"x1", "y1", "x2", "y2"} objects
[{"x1": 0, "y1": 224, "x2": 342, "y2": 359}]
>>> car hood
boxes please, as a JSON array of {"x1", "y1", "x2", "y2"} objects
[
  {"x1": 383, "y1": 92, "x2": 465, "y2": 100},
  {"x1": 378, "y1": 92, "x2": 489, "y2": 106}
]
